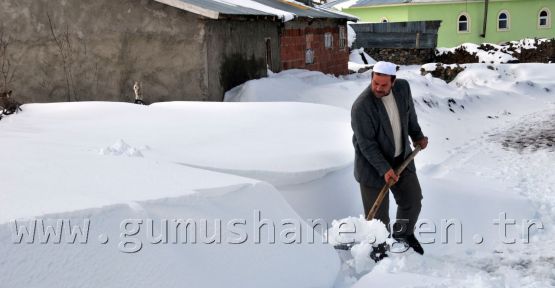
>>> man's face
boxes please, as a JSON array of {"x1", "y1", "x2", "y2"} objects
[{"x1": 371, "y1": 74, "x2": 394, "y2": 98}]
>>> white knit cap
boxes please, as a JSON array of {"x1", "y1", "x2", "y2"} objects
[{"x1": 373, "y1": 61, "x2": 397, "y2": 76}]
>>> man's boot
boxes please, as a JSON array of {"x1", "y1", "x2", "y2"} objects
[{"x1": 393, "y1": 233, "x2": 424, "y2": 255}]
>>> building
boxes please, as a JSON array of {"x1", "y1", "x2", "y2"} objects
[
  {"x1": 278, "y1": 0, "x2": 357, "y2": 74},
  {"x1": 0, "y1": 0, "x2": 355, "y2": 103},
  {"x1": 350, "y1": 21, "x2": 442, "y2": 64},
  {"x1": 323, "y1": 0, "x2": 555, "y2": 47}
]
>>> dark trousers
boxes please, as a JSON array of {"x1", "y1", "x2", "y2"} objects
[{"x1": 360, "y1": 157, "x2": 423, "y2": 236}]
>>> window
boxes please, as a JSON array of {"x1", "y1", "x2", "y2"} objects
[
  {"x1": 458, "y1": 13, "x2": 470, "y2": 32},
  {"x1": 265, "y1": 38, "x2": 272, "y2": 71},
  {"x1": 305, "y1": 49, "x2": 314, "y2": 64},
  {"x1": 539, "y1": 8, "x2": 551, "y2": 28},
  {"x1": 498, "y1": 10, "x2": 510, "y2": 31},
  {"x1": 324, "y1": 32, "x2": 333, "y2": 49},
  {"x1": 306, "y1": 34, "x2": 314, "y2": 64},
  {"x1": 339, "y1": 26, "x2": 347, "y2": 49}
]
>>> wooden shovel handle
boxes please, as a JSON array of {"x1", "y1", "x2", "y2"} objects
[{"x1": 366, "y1": 145, "x2": 422, "y2": 221}]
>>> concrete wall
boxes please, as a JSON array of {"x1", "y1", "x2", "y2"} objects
[
  {"x1": 205, "y1": 18, "x2": 280, "y2": 101},
  {"x1": 0, "y1": 0, "x2": 208, "y2": 103}
]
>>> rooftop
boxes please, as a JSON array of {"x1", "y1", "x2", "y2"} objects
[{"x1": 156, "y1": 0, "x2": 358, "y2": 21}]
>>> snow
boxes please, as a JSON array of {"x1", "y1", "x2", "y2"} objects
[
  {"x1": 350, "y1": 48, "x2": 376, "y2": 65},
  {"x1": 437, "y1": 43, "x2": 517, "y2": 63},
  {"x1": 347, "y1": 21, "x2": 356, "y2": 48},
  {"x1": 225, "y1": 62, "x2": 555, "y2": 287},
  {"x1": 436, "y1": 39, "x2": 551, "y2": 64},
  {"x1": 420, "y1": 62, "x2": 463, "y2": 72},
  {"x1": 327, "y1": 217, "x2": 389, "y2": 247},
  {"x1": 0, "y1": 101, "x2": 347, "y2": 288},
  {"x1": 213, "y1": 0, "x2": 356, "y2": 22},
  {"x1": 3, "y1": 101, "x2": 352, "y2": 186},
  {"x1": 217, "y1": 0, "x2": 295, "y2": 21},
  {"x1": 100, "y1": 139, "x2": 147, "y2": 157},
  {"x1": 0, "y1": 182, "x2": 341, "y2": 288},
  {"x1": 224, "y1": 69, "x2": 366, "y2": 109},
  {"x1": 349, "y1": 47, "x2": 376, "y2": 72},
  {"x1": 2, "y1": 55, "x2": 555, "y2": 287},
  {"x1": 327, "y1": 217, "x2": 390, "y2": 274},
  {"x1": 326, "y1": 0, "x2": 360, "y2": 10},
  {"x1": 507, "y1": 38, "x2": 550, "y2": 53}
]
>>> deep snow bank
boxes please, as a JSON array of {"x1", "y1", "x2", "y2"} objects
[
  {"x1": 1, "y1": 101, "x2": 353, "y2": 187},
  {"x1": 224, "y1": 69, "x2": 368, "y2": 109},
  {"x1": 0, "y1": 182, "x2": 340, "y2": 288},
  {"x1": 0, "y1": 101, "x2": 351, "y2": 287}
]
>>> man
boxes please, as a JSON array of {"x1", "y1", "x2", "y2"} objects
[{"x1": 351, "y1": 61, "x2": 428, "y2": 258}]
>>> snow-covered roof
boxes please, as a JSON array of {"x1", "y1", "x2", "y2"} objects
[
  {"x1": 322, "y1": 0, "x2": 468, "y2": 9},
  {"x1": 155, "y1": 0, "x2": 358, "y2": 22}
]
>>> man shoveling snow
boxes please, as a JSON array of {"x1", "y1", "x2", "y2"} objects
[{"x1": 349, "y1": 61, "x2": 429, "y2": 261}]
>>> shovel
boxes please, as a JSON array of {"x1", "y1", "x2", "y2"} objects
[{"x1": 334, "y1": 145, "x2": 422, "y2": 250}]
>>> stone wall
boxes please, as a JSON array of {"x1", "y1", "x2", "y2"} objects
[
  {"x1": 434, "y1": 47, "x2": 479, "y2": 64},
  {"x1": 0, "y1": 0, "x2": 209, "y2": 103},
  {"x1": 365, "y1": 48, "x2": 436, "y2": 65}
]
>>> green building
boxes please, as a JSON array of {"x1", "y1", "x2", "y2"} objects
[{"x1": 323, "y1": 0, "x2": 555, "y2": 47}]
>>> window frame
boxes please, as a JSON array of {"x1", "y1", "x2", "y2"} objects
[
  {"x1": 497, "y1": 10, "x2": 510, "y2": 31},
  {"x1": 339, "y1": 26, "x2": 347, "y2": 50},
  {"x1": 324, "y1": 32, "x2": 333, "y2": 49},
  {"x1": 305, "y1": 33, "x2": 314, "y2": 65},
  {"x1": 457, "y1": 12, "x2": 470, "y2": 33},
  {"x1": 305, "y1": 49, "x2": 314, "y2": 65},
  {"x1": 538, "y1": 8, "x2": 551, "y2": 29}
]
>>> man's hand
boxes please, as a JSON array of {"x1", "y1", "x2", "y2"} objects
[
  {"x1": 384, "y1": 169, "x2": 399, "y2": 185},
  {"x1": 414, "y1": 136, "x2": 428, "y2": 150}
]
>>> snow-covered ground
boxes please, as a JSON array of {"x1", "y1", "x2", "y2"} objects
[
  {"x1": 436, "y1": 38, "x2": 551, "y2": 64},
  {"x1": 1, "y1": 63, "x2": 554, "y2": 287},
  {"x1": 348, "y1": 48, "x2": 377, "y2": 72},
  {"x1": 0, "y1": 102, "x2": 348, "y2": 287},
  {"x1": 227, "y1": 63, "x2": 555, "y2": 287}
]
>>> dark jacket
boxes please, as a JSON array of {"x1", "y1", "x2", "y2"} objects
[{"x1": 351, "y1": 78, "x2": 424, "y2": 187}]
